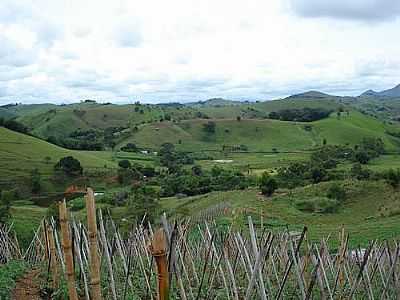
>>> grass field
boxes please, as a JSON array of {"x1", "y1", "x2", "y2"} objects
[
  {"x1": 197, "y1": 151, "x2": 310, "y2": 173},
  {"x1": 0, "y1": 127, "x2": 116, "y2": 181},
  {"x1": 160, "y1": 180, "x2": 400, "y2": 247}
]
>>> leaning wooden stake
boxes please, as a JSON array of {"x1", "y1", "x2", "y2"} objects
[
  {"x1": 86, "y1": 188, "x2": 103, "y2": 300},
  {"x1": 150, "y1": 228, "x2": 170, "y2": 300},
  {"x1": 59, "y1": 199, "x2": 79, "y2": 300}
]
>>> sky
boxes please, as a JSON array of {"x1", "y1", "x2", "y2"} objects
[{"x1": 0, "y1": 0, "x2": 400, "y2": 104}]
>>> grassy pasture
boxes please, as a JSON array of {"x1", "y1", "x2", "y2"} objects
[
  {"x1": 119, "y1": 111, "x2": 400, "y2": 154},
  {"x1": 160, "y1": 180, "x2": 400, "y2": 247},
  {"x1": 0, "y1": 127, "x2": 115, "y2": 181}
]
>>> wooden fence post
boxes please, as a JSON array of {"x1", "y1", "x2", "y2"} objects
[
  {"x1": 59, "y1": 199, "x2": 79, "y2": 300},
  {"x1": 150, "y1": 228, "x2": 169, "y2": 300},
  {"x1": 86, "y1": 188, "x2": 103, "y2": 300},
  {"x1": 47, "y1": 223, "x2": 59, "y2": 289}
]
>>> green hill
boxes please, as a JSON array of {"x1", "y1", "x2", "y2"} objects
[
  {"x1": 16, "y1": 102, "x2": 200, "y2": 140},
  {"x1": 192, "y1": 97, "x2": 342, "y2": 119},
  {"x1": 118, "y1": 111, "x2": 400, "y2": 152},
  {"x1": 0, "y1": 127, "x2": 115, "y2": 181}
]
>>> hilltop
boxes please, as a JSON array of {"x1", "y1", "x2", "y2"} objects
[{"x1": 361, "y1": 84, "x2": 400, "y2": 98}]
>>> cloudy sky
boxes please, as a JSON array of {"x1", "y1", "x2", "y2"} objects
[{"x1": 1, "y1": 0, "x2": 400, "y2": 104}]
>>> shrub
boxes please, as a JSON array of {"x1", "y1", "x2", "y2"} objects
[
  {"x1": 68, "y1": 197, "x2": 85, "y2": 211},
  {"x1": 384, "y1": 169, "x2": 400, "y2": 188},
  {"x1": 350, "y1": 163, "x2": 370, "y2": 180},
  {"x1": 203, "y1": 121, "x2": 216, "y2": 134},
  {"x1": 120, "y1": 143, "x2": 138, "y2": 152},
  {"x1": 295, "y1": 197, "x2": 339, "y2": 213},
  {"x1": 310, "y1": 167, "x2": 327, "y2": 183},
  {"x1": 327, "y1": 183, "x2": 346, "y2": 202},
  {"x1": 0, "y1": 260, "x2": 28, "y2": 298},
  {"x1": 259, "y1": 172, "x2": 278, "y2": 196},
  {"x1": 118, "y1": 160, "x2": 132, "y2": 169}
]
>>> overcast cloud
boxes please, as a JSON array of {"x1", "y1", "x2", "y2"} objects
[{"x1": 0, "y1": 0, "x2": 400, "y2": 104}]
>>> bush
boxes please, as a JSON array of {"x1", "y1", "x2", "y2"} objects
[
  {"x1": 0, "y1": 260, "x2": 28, "y2": 298},
  {"x1": 327, "y1": 183, "x2": 346, "y2": 202},
  {"x1": 54, "y1": 156, "x2": 83, "y2": 177},
  {"x1": 384, "y1": 169, "x2": 400, "y2": 188},
  {"x1": 295, "y1": 197, "x2": 339, "y2": 213},
  {"x1": 68, "y1": 197, "x2": 85, "y2": 211},
  {"x1": 203, "y1": 121, "x2": 216, "y2": 133},
  {"x1": 118, "y1": 160, "x2": 132, "y2": 169},
  {"x1": 120, "y1": 143, "x2": 138, "y2": 152},
  {"x1": 350, "y1": 163, "x2": 370, "y2": 180},
  {"x1": 259, "y1": 172, "x2": 278, "y2": 196}
]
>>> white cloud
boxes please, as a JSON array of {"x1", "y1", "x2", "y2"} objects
[
  {"x1": 0, "y1": 0, "x2": 399, "y2": 104},
  {"x1": 289, "y1": 0, "x2": 400, "y2": 21}
]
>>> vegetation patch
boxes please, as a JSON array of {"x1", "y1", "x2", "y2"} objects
[{"x1": 0, "y1": 260, "x2": 28, "y2": 299}]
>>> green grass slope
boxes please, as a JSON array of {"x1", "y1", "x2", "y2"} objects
[
  {"x1": 161, "y1": 180, "x2": 400, "y2": 247},
  {"x1": 312, "y1": 111, "x2": 400, "y2": 151},
  {"x1": 18, "y1": 103, "x2": 200, "y2": 139},
  {"x1": 119, "y1": 111, "x2": 400, "y2": 152},
  {"x1": 0, "y1": 127, "x2": 115, "y2": 180}
]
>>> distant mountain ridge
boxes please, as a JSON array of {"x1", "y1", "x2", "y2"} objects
[
  {"x1": 186, "y1": 98, "x2": 246, "y2": 107},
  {"x1": 286, "y1": 91, "x2": 335, "y2": 99},
  {"x1": 360, "y1": 84, "x2": 400, "y2": 98}
]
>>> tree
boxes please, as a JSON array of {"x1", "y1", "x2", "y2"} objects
[
  {"x1": 54, "y1": 156, "x2": 83, "y2": 177},
  {"x1": 0, "y1": 190, "x2": 14, "y2": 223},
  {"x1": 203, "y1": 121, "x2": 216, "y2": 134},
  {"x1": 44, "y1": 156, "x2": 52, "y2": 164},
  {"x1": 354, "y1": 150, "x2": 370, "y2": 164},
  {"x1": 30, "y1": 168, "x2": 41, "y2": 194},
  {"x1": 310, "y1": 167, "x2": 327, "y2": 183},
  {"x1": 259, "y1": 172, "x2": 278, "y2": 196},
  {"x1": 236, "y1": 116, "x2": 241, "y2": 122},
  {"x1": 118, "y1": 160, "x2": 132, "y2": 169},
  {"x1": 192, "y1": 165, "x2": 203, "y2": 176},
  {"x1": 126, "y1": 186, "x2": 159, "y2": 224}
]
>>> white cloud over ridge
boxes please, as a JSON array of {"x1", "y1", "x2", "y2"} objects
[{"x1": 0, "y1": 0, "x2": 399, "y2": 104}]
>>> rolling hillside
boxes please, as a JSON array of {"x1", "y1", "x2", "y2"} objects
[
  {"x1": 191, "y1": 97, "x2": 343, "y2": 119},
  {"x1": 118, "y1": 111, "x2": 400, "y2": 152},
  {"x1": 0, "y1": 127, "x2": 115, "y2": 181},
  {"x1": 160, "y1": 180, "x2": 400, "y2": 246},
  {"x1": 14, "y1": 102, "x2": 200, "y2": 140}
]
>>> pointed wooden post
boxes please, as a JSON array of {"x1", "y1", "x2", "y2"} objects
[
  {"x1": 59, "y1": 199, "x2": 79, "y2": 300},
  {"x1": 47, "y1": 223, "x2": 59, "y2": 289},
  {"x1": 150, "y1": 228, "x2": 169, "y2": 300},
  {"x1": 86, "y1": 188, "x2": 103, "y2": 300}
]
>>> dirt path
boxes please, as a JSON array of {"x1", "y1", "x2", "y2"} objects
[{"x1": 11, "y1": 268, "x2": 43, "y2": 300}]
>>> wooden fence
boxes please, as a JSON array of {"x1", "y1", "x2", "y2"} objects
[{"x1": 2, "y1": 188, "x2": 400, "y2": 299}]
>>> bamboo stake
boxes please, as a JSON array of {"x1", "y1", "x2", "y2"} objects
[
  {"x1": 150, "y1": 228, "x2": 170, "y2": 300},
  {"x1": 98, "y1": 210, "x2": 117, "y2": 300},
  {"x1": 47, "y1": 223, "x2": 59, "y2": 290},
  {"x1": 59, "y1": 199, "x2": 79, "y2": 300},
  {"x1": 86, "y1": 188, "x2": 103, "y2": 300}
]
